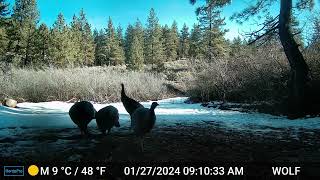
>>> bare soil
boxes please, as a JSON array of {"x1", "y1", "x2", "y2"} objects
[{"x1": 1, "y1": 122, "x2": 319, "y2": 163}]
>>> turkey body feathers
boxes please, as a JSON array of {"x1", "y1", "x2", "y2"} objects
[
  {"x1": 131, "y1": 102, "x2": 159, "y2": 137},
  {"x1": 131, "y1": 107, "x2": 156, "y2": 137},
  {"x1": 69, "y1": 101, "x2": 96, "y2": 134},
  {"x1": 96, "y1": 105, "x2": 120, "y2": 134}
]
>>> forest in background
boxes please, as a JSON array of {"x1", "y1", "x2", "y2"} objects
[
  {"x1": 0, "y1": 0, "x2": 230, "y2": 69},
  {"x1": 0, "y1": 0, "x2": 320, "y2": 118}
]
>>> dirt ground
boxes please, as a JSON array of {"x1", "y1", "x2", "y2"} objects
[{"x1": 1, "y1": 122, "x2": 319, "y2": 163}]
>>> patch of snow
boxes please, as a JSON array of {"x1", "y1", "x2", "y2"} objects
[{"x1": 0, "y1": 97, "x2": 319, "y2": 134}]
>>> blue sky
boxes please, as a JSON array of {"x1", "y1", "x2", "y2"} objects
[{"x1": 7, "y1": 0, "x2": 319, "y2": 40}]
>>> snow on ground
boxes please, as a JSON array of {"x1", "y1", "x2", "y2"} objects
[{"x1": 0, "y1": 97, "x2": 319, "y2": 133}]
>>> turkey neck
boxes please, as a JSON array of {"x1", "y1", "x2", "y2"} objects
[
  {"x1": 121, "y1": 84, "x2": 126, "y2": 97},
  {"x1": 149, "y1": 106, "x2": 156, "y2": 116}
]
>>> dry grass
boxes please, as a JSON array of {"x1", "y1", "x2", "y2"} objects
[{"x1": 0, "y1": 66, "x2": 169, "y2": 103}]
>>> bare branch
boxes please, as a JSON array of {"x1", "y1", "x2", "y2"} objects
[
  {"x1": 295, "y1": 0, "x2": 314, "y2": 10},
  {"x1": 230, "y1": 0, "x2": 277, "y2": 23},
  {"x1": 248, "y1": 24, "x2": 279, "y2": 45}
]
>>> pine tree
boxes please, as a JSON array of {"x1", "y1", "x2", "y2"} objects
[
  {"x1": 162, "y1": 25, "x2": 171, "y2": 61},
  {"x1": 115, "y1": 24, "x2": 125, "y2": 65},
  {"x1": 162, "y1": 22, "x2": 178, "y2": 61},
  {"x1": 128, "y1": 34, "x2": 144, "y2": 70},
  {"x1": 105, "y1": 17, "x2": 125, "y2": 65},
  {"x1": 70, "y1": 10, "x2": 95, "y2": 66},
  {"x1": 131, "y1": 20, "x2": 144, "y2": 70},
  {"x1": 69, "y1": 14, "x2": 82, "y2": 65},
  {"x1": 0, "y1": 25, "x2": 8, "y2": 58},
  {"x1": 9, "y1": 0, "x2": 39, "y2": 66},
  {"x1": 0, "y1": 0, "x2": 9, "y2": 58},
  {"x1": 94, "y1": 29, "x2": 107, "y2": 66},
  {"x1": 197, "y1": 1, "x2": 228, "y2": 61},
  {"x1": 189, "y1": 23, "x2": 203, "y2": 59},
  {"x1": 117, "y1": 25, "x2": 124, "y2": 47},
  {"x1": 78, "y1": 9, "x2": 95, "y2": 66},
  {"x1": 134, "y1": 19, "x2": 144, "y2": 39},
  {"x1": 171, "y1": 21, "x2": 179, "y2": 60},
  {"x1": 34, "y1": 23, "x2": 50, "y2": 66},
  {"x1": 82, "y1": 23, "x2": 95, "y2": 66},
  {"x1": 51, "y1": 13, "x2": 71, "y2": 67},
  {"x1": 229, "y1": 36, "x2": 243, "y2": 57},
  {"x1": 144, "y1": 8, "x2": 164, "y2": 70},
  {"x1": 124, "y1": 24, "x2": 134, "y2": 65},
  {"x1": 125, "y1": 19, "x2": 144, "y2": 69},
  {"x1": 179, "y1": 23, "x2": 189, "y2": 59}
]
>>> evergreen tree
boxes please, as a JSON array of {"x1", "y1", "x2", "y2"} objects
[
  {"x1": 128, "y1": 19, "x2": 144, "y2": 70},
  {"x1": 171, "y1": 21, "x2": 179, "y2": 60},
  {"x1": 0, "y1": 25, "x2": 8, "y2": 58},
  {"x1": 0, "y1": 0, "x2": 9, "y2": 59},
  {"x1": 115, "y1": 24, "x2": 125, "y2": 64},
  {"x1": 144, "y1": 8, "x2": 164, "y2": 70},
  {"x1": 51, "y1": 13, "x2": 71, "y2": 67},
  {"x1": 133, "y1": 19, "x2": 144, "y2": 49},
  {"x1": 69, "y1": 14, "x2": 82, "y2": 64},
  {"x1": 197, "y1": 1, "x2": 229, "y2": 60},
  {"x1": 189, "y1": 23, "x2": 203, "y2": 59},
  {"x1": 105, "y1": 17, "x2": 125, "y2": 65},
  {"x1": 125, "y1": 19, "x2": 144, "y2": 70},
  {"x1": 78, "y1": 9, "x2": 95, "y2": 65},
  {"x1": 179, "y1": 23, "x2": 189, "y2": 59},
  {"x1": 124, "y1": 24, "x2": 134, "y2": 65},
  {"x1": 128, "y1": 34, "x2": 144, "y2": 70},
  {"x1": 9, "y1": 0, "x2": 39, "y2": 66},
  {"x1": 162, "y1": 25, "x2": 171, "y2": 61},
  {"x1": 70, "y1": 9, "x2": 95, "y2": 66},
  {"x1": 34, "y1": 23, "x2": 50, "y2": 66},
  {"x1": 229, "y1": 36, "x2": 243, "y2": 57},
  {"x1": 117, "y1": 25, "x2": 124, "y2": 47},
  {"x1": 162, "y1": 22, "x2": 178, "y2": 61},
  {"x1": 94, "y1": 29, "x2": 107, "y2": 66}
]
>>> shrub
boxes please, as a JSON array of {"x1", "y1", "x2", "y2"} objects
[
  {"x1": 186, "y1": 42, "x2": 291, "y2": 103},
  {"x1": 0, "y1": 66, "x2": 169, "y2": 103}
]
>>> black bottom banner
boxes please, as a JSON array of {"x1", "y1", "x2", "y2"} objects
[{"x1": 1, "y1": 161, "x2": 320, "y2": 179}]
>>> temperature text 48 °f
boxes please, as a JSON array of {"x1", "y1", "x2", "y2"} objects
[{"x1": 39, "y1": 166, "x2": 107, "y2": 176}]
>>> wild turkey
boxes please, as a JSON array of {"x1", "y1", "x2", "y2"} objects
[
  {"x1": 96, "y1": 105, "x2": 120, "y2": 135},
  {"x1": 121, "y1": 83, "x2": 143, "y2": 127},
  {"x1": 131, "y1": 102, "x2": 159, "y2": 151},
  {"x1": 121, "y1": 83, "x2": 143, "y2": 115},
  {"x1": 69, "y1": 101, "x2": 96, "y2": 135}
]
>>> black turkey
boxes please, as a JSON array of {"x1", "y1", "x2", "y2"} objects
[
  {"x1": 121, "y1": 83, "x2": 143, "y2": 127},
  {"x1": 96, "y1": 105, "x2": 120, "y2": 135},
  {"x1": 69, "y1": 101, "x2": 96, "y2": 135},
  {"x1": 121, "y1": 83, "x2": 143, "y2": 115}
]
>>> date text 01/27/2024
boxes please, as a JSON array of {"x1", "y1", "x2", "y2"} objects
[{"x1": 123, "y1": 167, "x2": 243, "y2": 176}]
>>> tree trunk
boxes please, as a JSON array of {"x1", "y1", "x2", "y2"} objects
[{"x1": 278, "y1": 0, "x2": 311, "y2": 119}]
